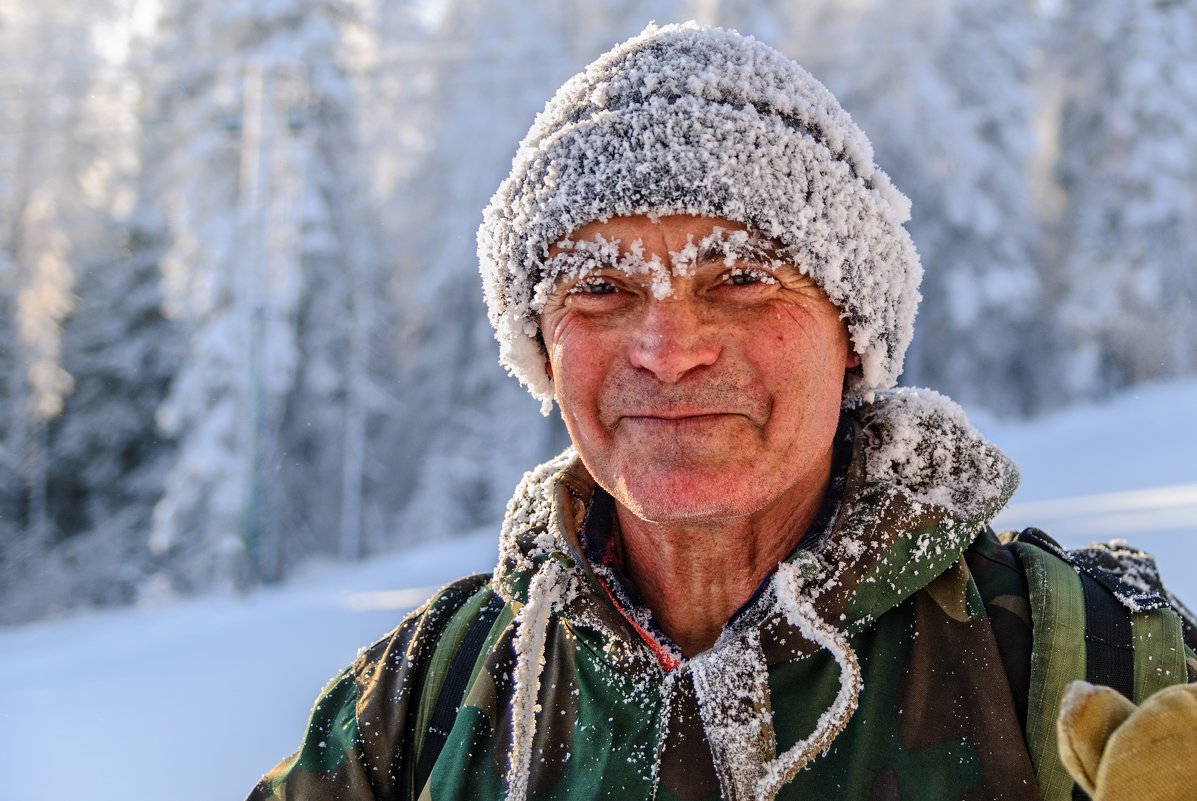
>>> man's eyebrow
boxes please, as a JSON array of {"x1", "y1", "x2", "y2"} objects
[
  {"x1": 544, "y1": 237, "x2": 626, "y2": 273},
  {"x1": 546, "y1": 249, "x2": 619, "y2": 268},
  {"x1": 695, "y1": 232, "x2": 790, "y2": 265}
]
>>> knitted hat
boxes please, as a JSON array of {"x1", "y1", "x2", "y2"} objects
[{"x1": 478, "y1": 21, "x2": 922, "y2": 412}]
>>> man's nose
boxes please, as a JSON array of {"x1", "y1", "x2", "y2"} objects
[{"x1": 627, "y1": 297, "x2": 719, "y2": 383}]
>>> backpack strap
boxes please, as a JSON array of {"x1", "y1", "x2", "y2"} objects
[
  {"x1": 395, "y1": 575, "x2": 489, "y2": 800},
  {"x1": 412, "y1": 590, "x2": 507, "y2": 796},
  {"x1": 1006, "y1": 528, "x2": 1187, "y2": 801}
]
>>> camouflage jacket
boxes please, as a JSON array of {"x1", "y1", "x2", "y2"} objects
[{"x1": 248, "y1": 389, "x2": 1194, "y2": 801}]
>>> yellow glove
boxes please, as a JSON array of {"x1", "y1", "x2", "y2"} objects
[{"x1": 1057, "y1": 680, "x2": 1197, "y2": 801}]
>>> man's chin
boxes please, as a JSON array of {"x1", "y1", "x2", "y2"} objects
[{"x1": 609, "y1": 471, "x2": 768, "y2": 525}]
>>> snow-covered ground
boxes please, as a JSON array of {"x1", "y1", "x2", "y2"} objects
[
  {"x1": 976, "y1": 377, "x2": 1197, "y2": 602},
  {"x1": 0, "y1": 378, "x2": 1193, "y2": 801},
  {"x1": 0, "y1": 530, "x2": 500, "y2": 801}
]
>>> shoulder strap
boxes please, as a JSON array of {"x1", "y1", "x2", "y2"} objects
[
  {"x1": 411, "y1": 590, "x2": 506, "y2": 797},
  {"x1": 1075, "y1": 564, "x2": 1134, "y2": 700},
  {"x1": 1007, "y1": 528, "x2": 1187, "y2": 801},
  {"x1": 395, "y1": 575, "x2": 492, "y2": 801}
]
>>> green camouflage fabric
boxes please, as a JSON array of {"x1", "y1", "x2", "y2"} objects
[{"x1": 247, "y1": 389, "x2": 1194, "y2": 801}]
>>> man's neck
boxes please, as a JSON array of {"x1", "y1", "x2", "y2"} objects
[{"x1": 612, "y1": 464, "x2": 833, "y2": 658}]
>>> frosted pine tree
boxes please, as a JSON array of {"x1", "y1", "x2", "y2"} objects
[
  {"x1": 0, "y1": 188, "x2": 74, "y2": 588},
  {"x1": 13, "y1": 212, "x2": 182, "y2": 623},
  {"x1": 0, "y1": 1, "x2": 82, "y2": 567},
  {"x1": 1047, "y1": 0, "x2": 1197, "y2": 403},
  {"x1": 270, "y1": 6, "x2": 391, "y2": 564},
  {"x1": 145, "y1": 0, "x2": 370, "y2": 589},
  {"x1": 0, "y1": 0, "x2": 143, "y2": 621}
]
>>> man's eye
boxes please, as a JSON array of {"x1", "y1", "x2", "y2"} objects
[
  {"x1": 569, "y1": 278, "x2": 618, "y2": 295},
  {"x1": 723, "y1": 268, "x2": 775, "y2": 287}
]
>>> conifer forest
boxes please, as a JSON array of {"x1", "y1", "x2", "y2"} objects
[{"x1": 2, "y1": 0, "x2": 1195, "y2": 624}]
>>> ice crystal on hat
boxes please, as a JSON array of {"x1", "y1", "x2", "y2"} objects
[{"x1": 478, "y1": 21, "x2": 923, "y2": 412}]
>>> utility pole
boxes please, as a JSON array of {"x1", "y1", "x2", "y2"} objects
[
  {"x1": 238, "y1": 60, "x2": 270, "y2": 581},
  {"x1": 339, "y1": 188, "x2": 368, "y2": 562},
  {"x1": 261, "y1": 62, "x2": 311, "y2": 574},
  {"x1": 237, "y1": 59, "x2": 312, "y2": 581}
]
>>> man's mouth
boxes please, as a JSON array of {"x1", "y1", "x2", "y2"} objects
[{"x1": 619, "y1": 411, "x2": 740, "y2": 426}]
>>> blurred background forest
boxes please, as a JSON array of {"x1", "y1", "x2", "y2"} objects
[{"x1": 2, "y1": 0, "x2": 1195, "y2": 626}]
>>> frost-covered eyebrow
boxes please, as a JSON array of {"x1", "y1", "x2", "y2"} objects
[
  {"x1": 533, "y1": 235, "x2": 673, "y2": 309},
  {"x1": 694, "y1": 230, "x2": 790, "y2": 267},
  {"x1": 541, "y1": 237, "x2": 628, "y2": 282}
]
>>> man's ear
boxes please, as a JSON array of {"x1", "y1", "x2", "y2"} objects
[
  {"x1": 536, "y1": 327, "x2": 553, "y2": 380},
  {"x1": 842, "y1": 361, "x2": 864, "y2": 395}
]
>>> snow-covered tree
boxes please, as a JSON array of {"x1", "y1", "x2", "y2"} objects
[
  {"x1": 144, "y1": 0, "x2": 373, "y2": 588},
  {"x1": 1046, "y1": 0, "x2": 1197, "y2": 403},
  {"x1": 0, "y1": 0, "x2": 165, "y2": 622},
  {"x1": 1, "y1": 214, "x2": 182, "y2": 624},
  {"x1": 0, "y1": 2, "x2": 82, "y2": 563}
]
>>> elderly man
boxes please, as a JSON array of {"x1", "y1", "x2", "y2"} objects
[{"x1": 249, "y1": 23, "x2": 1196, "y2": 801}]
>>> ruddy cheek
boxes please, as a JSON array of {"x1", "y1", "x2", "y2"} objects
[{"x1": 555, "y1": 344, "x2": 612, "y2": 417}]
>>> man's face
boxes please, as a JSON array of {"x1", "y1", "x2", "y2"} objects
[{"x1": 538, "y1": 214, "x2": 858, "y2": 525}]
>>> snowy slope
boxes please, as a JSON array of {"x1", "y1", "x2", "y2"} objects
[
  {"x1": 976, "y1": 377, "x2": 1197, "y2": 602},
  {"x1": 0, "y1": 529, "x2": 499, "y2": 801},
  {"x1": 0, "y1": 379, "x2": 1193, "y2": 801}
]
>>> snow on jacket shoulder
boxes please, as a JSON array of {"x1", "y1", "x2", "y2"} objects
[{"x1": 247, "y1": 388, "x2": 1194, "y2": 801}]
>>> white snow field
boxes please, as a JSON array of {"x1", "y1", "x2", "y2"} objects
[
  {"x1": 978, "y1": 377, "x2": 1197, "y2": 600},
  {"x1": 0, "y1": 379, "x2": 1193, "y2": 801}
]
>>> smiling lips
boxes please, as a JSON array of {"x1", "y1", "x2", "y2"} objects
[
  {"x1": 617, "y1": 411, "x2": 747, "y2": 428},
  {"x1": 602, "y1": 389, "x2": 770, "y2": 431}
]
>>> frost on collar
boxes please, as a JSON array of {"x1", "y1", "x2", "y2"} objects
[
  {"x1": 855, "y1": 387, "x2": 1019, "y2": 524},
  {"x1": 478, "y1": 22, "x2": 923, "y2": 414},
  {"x1": 806, "y1": 387, "x2": 1020, "y2": 632}
]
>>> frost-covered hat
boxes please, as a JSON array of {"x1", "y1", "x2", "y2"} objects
[{"x1": 478, "y1": 21, "x2": 922, "y2": 411}]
